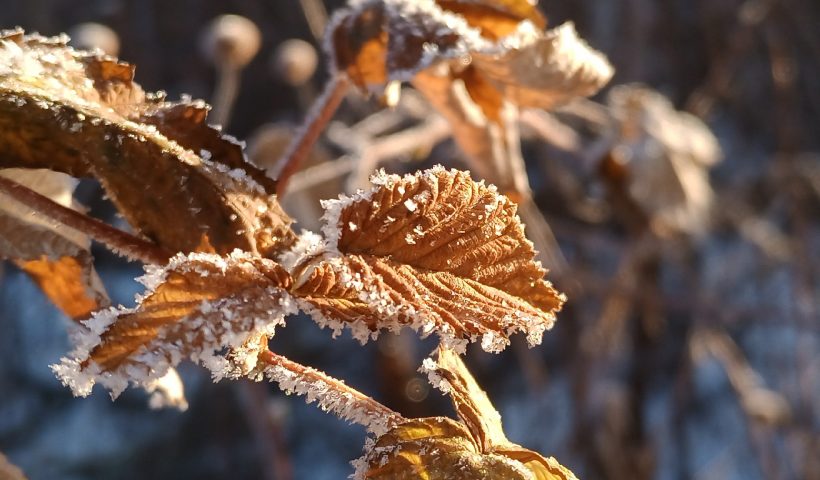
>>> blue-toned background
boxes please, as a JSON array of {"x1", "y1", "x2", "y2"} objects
[{"x1": 1, "y1": 1, "x2": 819, "y2": 479}]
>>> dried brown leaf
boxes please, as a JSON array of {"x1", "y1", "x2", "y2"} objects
[
  {"x1": 471, "y1": 22, "x2": 614, "y2": 110},
  {"x1": 18, "y1": 254, "x2": 105, "y2": 320},
  {"x1": 419, "y1": 346, "x2": 578, "y2": 480},
  {"x1": 331, "y1": 3, "x2": 389, "y2": 90},
  {"x1": 425, "y1": 346, "x2": 507, "y2": 450},
  {"x1": 357, "y1": 417, "x2": 535, "y2": 479},
  {"x1": 607, "y1": 85, "x2": 722, "y2": 235},
  {"x1": 435, "y1": 0, "x2": 547, "y2": 40},
  {"x1": 357, "y1": 347, "x2": 576, "y2": 479},
  {"x1": 330, "y1": 1, "x2": 610, "y2": 109},
  {"x1": 290, "y1": 167, "x2": 564, "y2": 352},
  {"x1": 0, "y1": 30, "x2": 293, "y2": 256},
  {"x1": 53, "y1": 251, "x2": 295, "y2": 398}
]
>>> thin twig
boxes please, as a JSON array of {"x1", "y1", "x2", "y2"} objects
[
  {"x1": 298, "y1": 0, "x2": 329, "y2": 41},
  {"x1": 0, "y1": 175, "x2": 171, "y2": 265},
  {"x1": 258, "y1": 350, "x2": 404, "y2": 435},
  {"x1": 273, "y1": 74, "x2": 350, "y2": 196},
  {"x1": 211, "y1": 66, "x2": 240, "y2": 129}
]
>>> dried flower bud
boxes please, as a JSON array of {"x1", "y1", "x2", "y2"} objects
[
  {"x1": 68, "y1": 22, "x2": 120, "y2": 56},
  {"x1": 200, "y1": 14, "x2": 262, "y2": 68},
  {"x1": 271, "y1": 38, "x2": 318, "y2": 86}
]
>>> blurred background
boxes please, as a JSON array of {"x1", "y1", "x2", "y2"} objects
[{"x1": 0, "y1": 0, "x2": 819, "y2": 479}]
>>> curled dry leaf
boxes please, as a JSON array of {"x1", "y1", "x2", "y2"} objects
[
  {"x1": 0, "y1": 29, "x2": 293, "y2": 256},
  {"x1": 356, "y1": 417, "x2": 537, "y2": 479},
  {"x1": 355, "y1": 346, "x2": 576, "y2": 480},
  {"x1": 607, "y1": 85, "x2": 722, "y2": 236},
  {"x1": 329, "y1": 1, "x2": 611, "y2": 273},
  {"x1": 0, "y1": 168, "x2": 107, "y2": 319},
  {"x1": 329, "y1": 0, "x2": 611, "y2": 114},
  {"x1": 53, "y1": 250, "x2": 295, "y2": 398},
  {"x1": 291, "y1": 166, "x2": 564, "y2": 352}
]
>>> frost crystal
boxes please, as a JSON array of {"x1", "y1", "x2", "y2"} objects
[
  {"x1": 144, "y1": 368, "x2": 189, "y2": 411},
  {"x1": 262, "y1": 361, "x2": 396, "y2": 436},
  {"x1": 52, "y1": 252, "x2": 298, "y2": 399},
  {"x1": 419, "y1": 356, "x2": 451, "y2": 394},
  {"x1": 277, "y1": 230, "x2": 326, "y2": 275}
]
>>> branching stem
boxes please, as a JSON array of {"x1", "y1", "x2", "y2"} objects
[
  {"x1": 0, "y1": 175, "x2": 171, "y2": 265},
  {"x1": 273, "y1": 74, "x2": 350, "y2": 196}
]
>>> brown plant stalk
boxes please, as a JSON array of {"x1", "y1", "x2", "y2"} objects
[
  {"x1": 258, "y1": 349, "x2": 405, "y2": 431},
  {"x1": 0, "y1": 175, "x2": 171, "y2": 265},
  {"x1": 273, "y1": 74, "x2": 350, "y2": 195}
]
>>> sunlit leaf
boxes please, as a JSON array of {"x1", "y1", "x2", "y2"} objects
[
  {"x1": 356, "y1": 347, "x2": 577, "y2": 479},
  {"x1": 357, "y1": 417, "x2": 534, "y2": 479},
  {"x1": 290, "y1": 166, "x2": 564, "y2": 352},
  {"x1": 53, "y1": 251, "x2": 295, "y2": 398},
  {"x1": 0, "y1": 29, "x2": 294, "y2": 256}
]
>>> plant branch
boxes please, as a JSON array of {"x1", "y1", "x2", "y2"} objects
[
  {"x1": 211, "y1": 66, "x2": 241, "y2": 129},
  {"x1": 258, "y1": 350, "x2": 404, "y2": 435},
  {"x1": 298, "y1": 0, "x2": 329, "y2": 41},
  {"x1": 273, "y1": 74, "x2": 350, "y2": 196},
  {"x1": 0, "y1": 175, "x2": 171, "y2": 265}
]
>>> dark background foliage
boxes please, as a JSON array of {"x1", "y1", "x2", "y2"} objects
[{"x1": 1, "y1": 0, "x2": 818, "y2": 479}]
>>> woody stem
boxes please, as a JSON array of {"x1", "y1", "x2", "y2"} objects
[
  {"x1": 272, "y1": 73, "x2": 350, "y2": 196},
  {"x1": 0, "y1": 175, "x2": 171, "y2": 265}
]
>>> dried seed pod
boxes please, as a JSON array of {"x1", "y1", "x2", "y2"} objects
[
  {"x1": 68, "y1": 22, "x2": 120, "y2": 56},
  {"x1": 199, "y1": 15, "x2": 262, "y2": 127},
  {"x1": 200, "y1": 14, "x2": 262, "y2": 68},
  {"x1": 271, "y1": 38, "x2": 319, "y2": 87}
]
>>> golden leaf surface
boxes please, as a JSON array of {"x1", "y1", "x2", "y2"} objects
[
  {"x1": 293, "y1": 167, "x2": 564, "y2": 352},
  {"x1": 359, "y1": 417, "x2": 534, "y2": 479},
  {"x1": 435, "y1": 0, "x2": 547, "y2": 39},
  {"x1": 19, "y1": 255, "x2": 104, "y2": 320},
  {"x1": 0, "y1": 30, "x2": 293, "y2": 256},
  {"x1": 53, "y1": 251, "x2": 295, "y2": 398},
  {"x1": 358, "y1": 347, "x2": 576, "y2": 480}
]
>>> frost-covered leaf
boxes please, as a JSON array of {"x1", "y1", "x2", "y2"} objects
[
  {"x1": 52, "y1": 251, "x2": 295, "y2": 398},
  {"x1": 330, "y1": 1, "x2": 611, "y2": 109},
  {"x1": 0, "y1": 168, "x2": 108, "y2": 319},
  {"x1": 607, "y1": 85, "x2": 722, "y2": 235},
  {"x1": 435, "y1": 0, "x2": 546, "y2": 40},
  {"x1": 471, "y1": 22, "x2": 614, "y2": 110},
  {"x1": 355, "y1": 417, "x2": 535, "y2": 479},
  {"x1": 422, "y1": 346, "x2": 507, "y2": 451},
  {"x1": 289, "y1": 167, "x2": 564, "y2": 352},
  {"x1": 0, "y1": 29, "x2": 293, "y2": 256},
  {"x1": 355, "y1": 346, "x2": 577, "y2": 480},
  {"x1": 410, "y1": 20, "x2": 612, "y2": 185}
]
